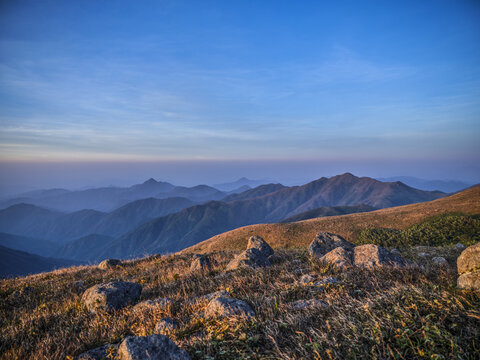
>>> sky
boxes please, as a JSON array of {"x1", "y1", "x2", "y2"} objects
[{"x1": 0, "y1": 0, "x2": 479, "y2": 193}]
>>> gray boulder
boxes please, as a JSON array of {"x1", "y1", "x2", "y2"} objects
[
  {"x1": 457, "y1": 272, "x2": 480, "y2": 290},
  {"x1": 98, "y1": 259, "x2": 122, "y2": 269},
  {"x1": 432, "y1": 257, "x2": 448, "y2": 266},
  {"x1": 76, "y1": 344, "x2": 118, "y2": 360},
  {"x1": 205, "y1": 297, "x2": 255, "y2": 319},
  {"x1": 82, "y1": 281, "x2": 142, "y2": 312},
  {"x1": 457, "y1": 243, "x2": 480, "y2": 275},
  {"x1": 308, "y1": 232, "x2": 354, "y2": 258},
  {"x1": 225, "y1": 248, "x2": 271, "y2": 271},
  {"x1": 454, "y1": 243, "x2": 466, "y2": 251},
  {"x1": 320, "y1": 247, "x2": 354, "y2": 269},
  {"x1": 190, "y1": 254, "x2": 212, "y2": 272},
  {"x1": 117, "y1": 334, "x2": 190, "y2": 360},
  {"x1": 354, "y1": 244, "x2": 410, "y2": 269},
  {"x1": 155, "y1": 318, "x2": 180, "y2": 335},
  {"x1": 457, "y1": 243, "x2": 480, "y2": 291},
  {"x1": 246, "y1": 236, "x2": 274, "y2": 258},
  {"x1": 201, "y1": 289, "x2": 230, "y2": 300}
]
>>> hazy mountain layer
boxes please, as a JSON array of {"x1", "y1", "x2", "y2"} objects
[{"x1": 97, "y1": 173, "x2": 445, "y2": 259}]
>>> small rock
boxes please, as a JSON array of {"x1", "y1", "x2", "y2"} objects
[
  {"x1": 76, "y1": 343, "x2": 119, "y2": 360},
  {"x1": 292, "y1": 299, "x2": 326, "y2": 310},
  {"x1": 82, "y1": 281, "x2": 142, "y2": 312},
  {"x1": 418, "y1": 252, "x2": 429, "y2": 257},
  {"x1": 247, "y1": 235, "x2": 274, "y2": 258},
  {"x1": 299, "y1": 274, "x2": 315, "y2": 284},
  {"x1": 354, "y1": 244, "x2": 411, "y2": 269},
  {"x1": 201, "y1": 290, "x2": 230, "y2": 300},
  {"x1": 98, "y1": 259, "x2": 122, "y2": 269},
  {"x1": 390, "y1": 248, "x2": 401, "y2": 255},
  {"x1": 117, "y1": 334, "x2": 190, "y2": 360},
  {"x1": 225, "y1": 248, "x2": 271, "y2": 271},
  {"x1": 133, "y1": 298, "x2": 174, "y2": 312},
  {"x1": 292, "y1": 268, "x2": 305, "y2": 275},
  {"x1": 454, "y1": 243, "x2": 466, "y2": 251},
  {"x1": 155, "y1": 318, "x2": 180, "y2": 335},
  {"x1": 457, "y1": 271, "x2": 480, "y2": 290},
  {"x1": 457, "y1": 243, "x2": 480, "y2": 275},
  {"x1": 432, "y1": 257, "x2": 448, "y2": 266},
  {"x1": 308, "y1": 232, "x2": 355, "y2": 258},
  {"x1": 320, "y1": 247, "x2": 354, "y2": 269},
  {"x1": 190, "y1": 255, "x2": 212, "y2": 272},
  {"x1": 205, "y1": 297, "x2": 255, "y2": 319}
]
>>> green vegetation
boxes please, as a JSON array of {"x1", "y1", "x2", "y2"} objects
[{"x1": 357, "y1": 213, "x2": 480, "y2": 248}]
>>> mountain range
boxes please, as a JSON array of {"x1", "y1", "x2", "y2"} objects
[{"x1": 0, "y1": 173, "x2": 447, "y2": 274}]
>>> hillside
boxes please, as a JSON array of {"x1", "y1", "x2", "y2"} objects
[
  {"x1": 0, "y1": 233, "x2": 58, "y2": 257},
  {"x1": 0, "y1": 245, "x2": 81, "y2": 278},
  {"x1": 96, "y1": 174, "x2": 445, "y2": 259},
  {"x1": 281, "y1": 204, "x2": 376, "y2": 222},
  {"x1": 185, "y1": 185, "x2": 480, "y2": 254}
]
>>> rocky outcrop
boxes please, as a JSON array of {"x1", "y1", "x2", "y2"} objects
[
  {"x1": 354, "y1": 244, "x2": 411, "y2": 269},
  {"x1": 98, "y1": 259, "x2": 122, "y2": 269},
  {"x1": 246, "y1": 236, "x2": 274, "y2": 258},
  {"x1": 225, "y1": 248, "x2": 271, "y2": 271},
  {"x1": 205, "y1": 297, "x2": 255, "y2": 319},
  {"x1": 76, "y1": 344, "x2": 118, "y2": 360},
  {"x1": 190, "y1": 254, "x2": 212, "y2": 272},
  {"x1": 82, "y1": 281, "x2": 142, "y2": 312},
  {"x1": 117, "y1": 334, "x2": 190, "y2": 360},
  {"x1": 457, "y1": 243, "x2": 480, "y2": 290},
  {"x1": 308, "y1": 232, "x2": 354, "y2": 258},
  {"x1": 291, "y1": 299, "x2": 326, "y2": 310},
  {"x1": 320, "y1": 247, "x2": 354, "y2": 269}
]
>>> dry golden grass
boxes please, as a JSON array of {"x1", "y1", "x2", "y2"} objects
[
  {"x1": 1, "y1": 247, "x2": 479, "y2": 359},
  {"x1": 184, "y1": 186, "x2": 480, "y2": 254}
]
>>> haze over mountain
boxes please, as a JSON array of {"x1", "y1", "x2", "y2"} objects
[
  {"x1": 0, "y1": 178, "x2": 237, "y2": 212},
  {"x1": 377, "y1": 176, "x2": 472, "y2": 193}
]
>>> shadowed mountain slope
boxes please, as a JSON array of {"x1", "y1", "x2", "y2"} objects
[
  {"x1": 184, "y1": 185, "x2": 480, "y2": 254},
  {"x1": 0, "y1": 245, "x2": 81, "y2": 278},
  {"x1": 55, "y1": 234, "x2": 115, "y2": 262},
  {"x1": 281, "y1": 204, "x2": 376, "y2": 222},
  {"x1": 0, "y1": 232, "x2": 59, "y2": 257},
  {"x1": 222, "y1": 183, "x2": 287, "y2": 202},
  {"x1": 97, "y1": 174, "x2": 445, "y2": 259}
]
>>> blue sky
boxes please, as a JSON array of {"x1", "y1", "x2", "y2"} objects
[{"x1": 0, "y1": 0, "x2": 479, "y2": 190}]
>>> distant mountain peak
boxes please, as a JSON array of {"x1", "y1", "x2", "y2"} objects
[{"x1": 143, "y1": 178, "x2": 158, "y2": 185}]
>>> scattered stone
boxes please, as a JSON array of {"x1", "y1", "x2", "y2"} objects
[
  {"x1": 117, "y1": 334, "x2": 190, "y2": 360},
  {"x1": 82, "y1": 281, "x2": 142, "y2": 312},
  {"x1": 418, "y1": 252, "x2": 429, "y2": 257},
  {"x1": 98, "y1": 259, "x2": 122, "y2": 269},
  {"x1": 320, "y1": 247, "x2": 354, "y2": 269},
  {"x1": 155, "y1": 317, "x2": 180, "y2": 335},
  {"x1": 190, "y1": 254, "x2": 212, "y2": 272},
  {"x1": 292, "y1": 259, "x2": 302, "y2": 265},
  {"x1": 246, "y1": 235, "x2": 274, "y2": 258},
  {"x1": 133, "y1": 298, "x2": 174, "y2": 312},
  {"x1": 201, "y1": 290, "x2": 230, "y2": 300},
  {"x1": 457, "y1": 243, "x2": 480, "y2": 291},
  {"x1": 432, "y1": 257, "x2": 448, "y2": 266},
  {"x1": 454, "y1": 243, "x2": 466, "y2": 251},
  {"x1": 292, "y1": 268, "x2": 305, "y2": 275},
  {"x1": 76, "y1": 343, "x2": 119, "y2": 360},
  {"x1": 292, "y1": 299, "x2": 326, "y2": 310},
  {"x1": 457, "y1": 272, "x2": 480, "y2": 291},
  {"x1": 308, "y1": 232, "x2": 354, "y2": 258},
  {"x1": 354, "y1": 244, "x2": 411, "y2": 269},
  {"x1": 205, "y1": 297, "x2": 255, "y2": 319},
  {"x1": 390, "y1": 248, "x2": 401, "y2": 255},
  {"x1": 299, "y1": 274, "x2": 315, "y2": 284},
  {"x1": 225, "y1": 248, "x2": 271, "y2": 271},
  {"x1": 457, "y1": 243, "x2": 480, "y2": 275}
]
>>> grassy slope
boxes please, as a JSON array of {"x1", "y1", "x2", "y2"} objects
[
  {"x1": 1, "y1": 249, "x2": 479, "y2": 359},
  {"x1": 184, "y1": 186, "x2": 480, "y2": 254}
]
